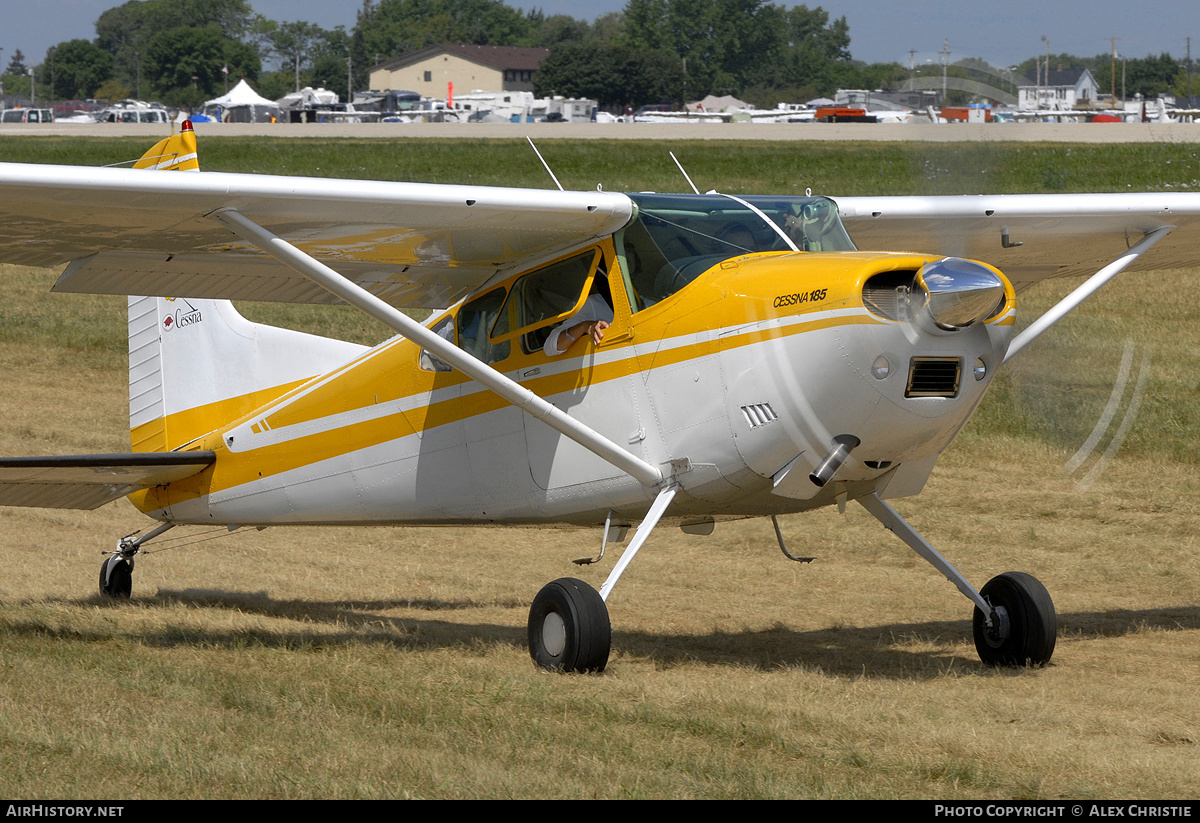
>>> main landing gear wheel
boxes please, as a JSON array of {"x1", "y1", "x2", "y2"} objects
[
  {"x1": 528, "y1": 577, "x2": 611, "y2": 673},
  {"x1": 973, "y1": 571, "x2": 1056, "y2": 667},
  {"x1": 99, "y1": 554, "x2": 133, "y2": 599}
]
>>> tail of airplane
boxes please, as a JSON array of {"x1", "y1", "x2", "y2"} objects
[
  {"x1": 132, "y1": 120, "x2": 199, "y2": 171},
  {"x1": 126, "y1": 121, "x2": 370, "y2": 452},
  {"x1": 128, "y1": 297, "x2": 369, "y2": 452}
]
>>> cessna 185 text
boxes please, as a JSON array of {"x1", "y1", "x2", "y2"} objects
[{"x1": 2, "y1": 124, "x2": 1199, "y2": 672}]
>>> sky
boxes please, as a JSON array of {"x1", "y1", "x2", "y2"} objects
[{"x1": 3, "y1": 0, "x2": 1198, "y2": 77}]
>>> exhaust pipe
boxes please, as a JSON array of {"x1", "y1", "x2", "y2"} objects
[{"x1": 809, "y1": 434, "x2": 860, "y2": 487}]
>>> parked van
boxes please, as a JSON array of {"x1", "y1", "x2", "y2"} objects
[
  {"x1": 0, "y1": 108, "x2": 55, "y2": 123},
  {"x1": 96, "y1": 107, "x2": 171, "y2": 124}
]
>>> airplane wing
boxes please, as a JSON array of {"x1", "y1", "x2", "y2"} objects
[
  {"x1": 0, "y1": 452, "x2": 216, "y2": 510},
  {"x1": 834, "y1": 193, "x2": 1200, "y2": 291},
  {"x1": 0, "y1": 162, "x2": 633, "y2": 310}
]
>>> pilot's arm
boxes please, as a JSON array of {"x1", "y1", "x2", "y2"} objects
[{"x1": 544, "y1": 294, "x2": 614, "y2": 356}]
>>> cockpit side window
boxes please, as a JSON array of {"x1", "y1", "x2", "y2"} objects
[{"x1": 742, "y1": 196, "x2": 856, "y2": 253}]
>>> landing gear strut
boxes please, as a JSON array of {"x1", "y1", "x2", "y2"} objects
[
  {"x1": 859, "y1": 493, "x2": 1056, "y2": 667},
  {"x1": 527, "y1": 484, "x2": 678, "y2": 672}
]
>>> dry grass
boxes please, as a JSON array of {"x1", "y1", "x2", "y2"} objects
[{"x1": 1, "y1": 137, "x2": 1198, "y2": 797}]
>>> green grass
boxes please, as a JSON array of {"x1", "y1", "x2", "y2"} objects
[{"x1": 3, "y1": 136, "x2": 1200, "y2": 195}]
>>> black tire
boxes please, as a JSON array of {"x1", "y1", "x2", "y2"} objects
[
  {"x1": 973, "y1": 571, "x2": 1056, "y2": 667},
  {"x1": 527, "y1": 577, "x2": 611, "y2": 673},
  {"x1": 99, "y1": 555, "x2": 133, "y2": 599}
]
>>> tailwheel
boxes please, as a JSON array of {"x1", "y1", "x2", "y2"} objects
[
  {"x1": 973, "y1": 571, "x2": 1057, "y2": 667},
  {"x1": 99, "y1": 554, "x2": 133, "y2": 599},
  {"x1": 528, "y1": 577, "x2": 611, "y2": 673}
]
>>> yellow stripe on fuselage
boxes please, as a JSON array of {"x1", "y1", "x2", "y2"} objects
[{"x1": 130, "y1": 378, "x2": 320, "y2": 453}]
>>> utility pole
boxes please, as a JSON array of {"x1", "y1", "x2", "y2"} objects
[
  {"x1": 1187, "y1": 37, "x2": 1192, "y2": 104},
  {"x1": 939, "y1": 39, "x2": 950, "y2": 103},
  {"x1": 1109, "y1": 37, "x2": 1120, "y2": 104},
  {"x1": 1036, "y1": 36, "x2": 1046, "y2": 109}
]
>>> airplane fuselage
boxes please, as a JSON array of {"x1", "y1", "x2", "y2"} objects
[{"x1": 133, "y1": 243, "x2": 1015, "y2": 531}]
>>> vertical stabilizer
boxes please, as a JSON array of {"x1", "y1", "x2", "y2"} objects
[
  {"x1": 128, "y1": 297, "x2": 369, "y2": 452},
  {"x1": 132, "y1": 120, "x2": 199, "y2": 171}
]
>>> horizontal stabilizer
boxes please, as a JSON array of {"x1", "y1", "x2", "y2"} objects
[{"x1": 0, "y1": 452, "x2": 215, "y2": 510}]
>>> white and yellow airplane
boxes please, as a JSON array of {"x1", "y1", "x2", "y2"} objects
[{"x1": 1, "y1": 124, "x2": 1198, "y2": 672}]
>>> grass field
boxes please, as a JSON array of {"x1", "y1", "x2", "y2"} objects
[{"x1": 0, "y1": 137, "x2": 1197, "y2": 799}]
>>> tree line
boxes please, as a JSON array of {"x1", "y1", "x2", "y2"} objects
[{"x1": 1, "y1": 0, "x2": 1195, "y2": 110}]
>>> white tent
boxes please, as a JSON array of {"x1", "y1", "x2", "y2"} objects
[
  {"x1": 203, "y1": 79, "x2": 281, "y2": 123},
  {"x1": 686, "y1": 94, "x2": 749, "y2": 113}
]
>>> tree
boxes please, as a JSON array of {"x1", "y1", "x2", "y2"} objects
[
  {"x1": 355, "y1": 0, "x2": 538, "y2": 68},
  {"x1": 619, "y1": 0, "x2": 852, "y2": 99},
  {"x1": 141, "y1": 24, "x2": 259, "y2": 107},
  {"x1": 534, "y1": 41, "x2": 685, "y2": 108},
  {"x1": 5, "y1": 49, "x2": 29, "y2": 76},
  {"x1": 590, "y1": 12, "x2": 625, "y2": 43},
  {"x1": 271, "y1": 20, "x2": 328, "y2": 92},
  {"x1": 42, "y1": 40, "x2": 114, "y2": 100},
  {"x1": 310, "y1": 28, "x2": 355, "y2": 99},
  {"x1": 533, "y1": 14, "x2": 592, "y2": 47},
  {"x1": 96, "y1": 0, "x2": 257, "y2": 95},
  {"x1": 93, "y1": 78, "x2": 133, "y2": 103}
]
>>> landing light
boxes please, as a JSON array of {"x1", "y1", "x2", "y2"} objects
[{"x1": 915, "y1": 258, "x2": 1006, "y2": 331}]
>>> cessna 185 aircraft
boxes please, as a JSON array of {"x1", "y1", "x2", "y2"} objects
[{"x1": 2, "y1": 124, "x2": 1199, "y2": 672}]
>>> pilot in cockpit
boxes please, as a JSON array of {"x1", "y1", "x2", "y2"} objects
[{"x1": 543, "y1": 276, "x2": 614, "y2": 356}]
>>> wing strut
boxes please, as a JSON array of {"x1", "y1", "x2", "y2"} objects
[
  {"x1": 210, "y1": 208, "x2": 665, "y2": 488},
  {"x1": 1003, "y1": 227, "x2": 1171, "y2": 364}
]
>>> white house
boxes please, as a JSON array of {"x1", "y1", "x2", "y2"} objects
[
  {"x1": 369, "y1": 44, "x2": 550, "y2": 98},
  {"x1": 1018, "y1": 68, "x2": 1099, "y2": 110}
]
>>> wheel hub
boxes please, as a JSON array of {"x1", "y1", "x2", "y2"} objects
[
  {"x1": 541, "y1": 612, "x2": 567, "y2": 658},
  {"x1": 982, "y1": 604, "x2": 1011, "y2": 648}
]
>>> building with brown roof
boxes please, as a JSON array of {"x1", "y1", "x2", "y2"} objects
[{"x1": 368, "y1": 44, "x2": 550, "y2": 96}]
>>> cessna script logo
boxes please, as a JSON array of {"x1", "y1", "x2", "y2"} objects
[{"x1": 162, "y1": 298, "x2": 202, "y2": 331}]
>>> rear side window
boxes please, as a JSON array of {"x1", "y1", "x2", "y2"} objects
[{"x1": 457, "y1": 288, "x2": 510, "y2": 365}]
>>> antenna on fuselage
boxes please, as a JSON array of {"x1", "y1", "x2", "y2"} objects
[
  {"x1": 526, "y1": 136, "x2": 564, "y2": 191},
  {"x1": 669, "y1": 151, "x2": 700, "y2": 194}
]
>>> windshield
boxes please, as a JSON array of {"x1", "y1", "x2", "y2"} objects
[{"x1": 619, "y1": 193, "x2": 855, "y2": 310}]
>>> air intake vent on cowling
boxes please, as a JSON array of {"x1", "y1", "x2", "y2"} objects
[
  {"x1": 906, "y1": 358, "x2": 961, "y2": 398},
  {"x1": 741, "y1": 403, "x2": 779, "y2": 428},
  {"x1": 862, "y1": 270, "x2": 917, "y2": 321}
]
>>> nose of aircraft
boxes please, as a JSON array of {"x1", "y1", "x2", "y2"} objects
[{"x1": 914, "y1": 258, "x2": 1007, "y2": 331}]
